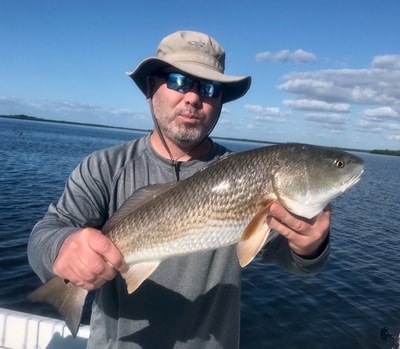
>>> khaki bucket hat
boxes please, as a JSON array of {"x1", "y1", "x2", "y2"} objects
[{"x1": 127, "y1": 30, "x2": 251, "y2": 103}]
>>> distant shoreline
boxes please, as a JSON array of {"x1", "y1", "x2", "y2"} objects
[
  {"x1": 0, "y1": 113, "x2": 274, "y2": 146},
  {"x1": 0, "y1": 113, "x2": 150, "y2": 133},
  {"x1": 1, "y1": 114, "x2": 399, "y2": 156}
]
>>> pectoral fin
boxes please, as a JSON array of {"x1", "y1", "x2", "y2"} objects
[
  {"x1": 28, "y1": 276, "x2": 88, "y2": 337},
  {"x1": 121, "y1": 261, "x2": 160, "y2": 294},
  {"x1": 237, "y1": 207, "x2": 271, "y2": 267}
]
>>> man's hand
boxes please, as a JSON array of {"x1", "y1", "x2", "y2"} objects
[
  {"x1": 53, "y1": 228, "x2": 127, "y2": 290},
  {"x1": 266, "y1": 203, "x2": 331, "y2": 258}
]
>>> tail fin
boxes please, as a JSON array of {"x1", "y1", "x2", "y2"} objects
[{"x1": 28, "y1": 276, "x2": 88, "y2": 337}]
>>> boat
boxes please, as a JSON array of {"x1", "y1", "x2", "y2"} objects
[
  {"x1": 0, "y1": 307, "x2": 89, "y2": 349},
  {"x1": 2, "y1": 306, "x2": 398, "y2": 349}
]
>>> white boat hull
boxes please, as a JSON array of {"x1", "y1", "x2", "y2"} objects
[{"x1": 0, "y1": 307, "x2": 89, "y2": 349}]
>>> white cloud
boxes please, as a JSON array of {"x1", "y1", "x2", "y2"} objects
[
  {"x1": 386, "y1": 134, "x2": 400, "y2": 141},
  {"x1": 292, "y1": 49, "x2": 317, "y2": 64},
  {"x1": 372, "y1": 55, "x2": 400, "y2": 70},
  {"x1": 355, "y1": 119, "x2": 383, "y2": 133},
  {"x1": 244, "y1": 104, "x2": 264, "y2": 113},
  {"x1": 384, "y1": 123, "x2": 400, "y2": 130},
  {"x1": 279, "y1": 67, "x2": 400, "y2": 106},
  {"x1": 244, "y1": 104, "x2": 281, "y2": 115},
  {"x1": 275, "y1": 55, "x2": 400, "y2": 146},
  {"x1": 304, "y1": 113, "x2": 350, "y2": 132},
  {"x1": 255, "y1": 49, "x2": 317, "y2": 64},
  {"x1": 244, "y1": 104, "x2": 287, "y2": 122},
  {"x1": 305, "y1": 113, "x2": 350, "y2": 124},
  {"x1": 283, "y1": 99, "x2": 350, "y2": 112},
  {"x1": 361, "y1": 106, "x2": 399, "y2": 121}
]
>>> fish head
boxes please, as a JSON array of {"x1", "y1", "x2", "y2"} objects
[{"x1": 271, "y1": 144, "x2": 364, "y2": 219}]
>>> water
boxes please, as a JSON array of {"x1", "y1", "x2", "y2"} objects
[{"x1": 1, "y1": 117, "x2": 399, "y2": 349}]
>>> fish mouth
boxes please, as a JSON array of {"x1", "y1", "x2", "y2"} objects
[{"x1": 340, "y1": 167, "x2": 364, "y2": 193}]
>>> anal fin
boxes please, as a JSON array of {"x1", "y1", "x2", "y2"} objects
[{"x1": 122, "y1": 261, "x2": 160, "y2": 294}]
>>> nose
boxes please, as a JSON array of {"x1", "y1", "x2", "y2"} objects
[{"x1": 184, "y1": 82, "x2": 202, "y2": 108}]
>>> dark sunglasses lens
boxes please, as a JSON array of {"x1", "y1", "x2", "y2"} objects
[
  {"x1": 166, "y1": 73, "x2": 193, "y2": 93},
  {"x1": 165, "y1": 73, "x2": 221, "y2": 98},
  {"x1": 199, "y1": 81, "x2": 222, "y2": 98}
]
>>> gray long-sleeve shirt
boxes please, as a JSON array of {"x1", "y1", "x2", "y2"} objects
[{"x1": 28, "y1": 135, "x2": 329, "y2": 349}]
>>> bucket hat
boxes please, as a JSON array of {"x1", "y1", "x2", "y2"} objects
[{"x1": 127, "y1": 30, "x2": 251, "y2": 103}]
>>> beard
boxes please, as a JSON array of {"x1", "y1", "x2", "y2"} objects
[
  {"x1": 164, "y1": 120, "x2": 205, "y2": 144},
  {"x1": 153, "y1": 106, "x2": 217, "y2": 147}
]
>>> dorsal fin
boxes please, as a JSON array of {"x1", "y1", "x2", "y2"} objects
[{"x1": 103, "y1": 182, "x2": 178, "y2": 234}]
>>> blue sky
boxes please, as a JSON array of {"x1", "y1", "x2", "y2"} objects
[{"x1": 1, "y1": 0, "x2": 399, "y2": 150}]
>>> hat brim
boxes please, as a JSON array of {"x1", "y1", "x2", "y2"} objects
[{"x1": 127, "y1": 57, "x2": 251, "y2": 104}]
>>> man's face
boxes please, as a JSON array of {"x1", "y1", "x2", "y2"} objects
[{"x1": 149, "y1": 70, "x2": 223, "y2": 148}]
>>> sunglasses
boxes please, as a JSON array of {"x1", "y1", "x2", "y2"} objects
[{"x1": 157, "y1": 72, "x2": 222, "y2": 98}]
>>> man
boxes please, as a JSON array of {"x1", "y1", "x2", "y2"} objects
[{"x1": 28, "y1": 30, "x2": 330, "y2": 348}]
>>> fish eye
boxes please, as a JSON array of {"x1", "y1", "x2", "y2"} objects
[{"x1": 335, "y1": 159, "x2": 345, "y2": 168}]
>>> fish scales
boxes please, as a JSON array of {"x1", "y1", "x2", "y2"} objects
[{"x1": 107, "y1": 147, "x2": 274, "y2": 263}]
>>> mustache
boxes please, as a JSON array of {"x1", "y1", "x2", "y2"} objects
[{"x1": 176, "y1": 108, "x2": 200, "y2": 119}]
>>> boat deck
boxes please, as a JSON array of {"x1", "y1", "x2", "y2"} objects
[{"x1": 0, "y1": 308, "x2": 89, "y2": 349}]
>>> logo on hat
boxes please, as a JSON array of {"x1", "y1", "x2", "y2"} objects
[{"x1": 187, "y1": 40, "x2": 206, "y2": 48}]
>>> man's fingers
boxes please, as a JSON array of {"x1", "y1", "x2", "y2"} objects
[
  {"x1": 266, "y1": 203, "x2": 332, "y2": 257},
  {"x1": 53, "y1": 228, "x2": 126, "y2": 291},
  {"x1": 267, "y1": 203, "x2": 306, "y2": 233},
  {"x1": 86, "y1": 230, "x2": 127, "y2": 272}
]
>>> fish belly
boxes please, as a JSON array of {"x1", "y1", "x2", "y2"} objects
[{"x1": 123, "y1": 221, "x2": 246, "y2": 265}]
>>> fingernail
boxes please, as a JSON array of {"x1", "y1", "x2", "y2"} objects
[{"x1": 269, "y1": 203, "x2": 279, "y2": 215}]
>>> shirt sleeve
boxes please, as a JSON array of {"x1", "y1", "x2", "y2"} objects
[
  {"x1": 27, "y1": 153, "x2": 111, "y2": 282},
  {"x1": 260, "y1": 231, "x2": 330, "y2": 276}
]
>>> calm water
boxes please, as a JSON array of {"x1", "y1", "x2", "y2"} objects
[{"x1": 0, "y1": 118, "x2": 399, "y2": 349}]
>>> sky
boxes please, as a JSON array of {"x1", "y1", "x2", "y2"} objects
[{"x1": 1, "y1": 0, "x2": 399, "y2": 151}]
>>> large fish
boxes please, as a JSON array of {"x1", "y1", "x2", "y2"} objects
[{"x1": 28, "y1": 143, "x2": 364, "y2": 336}]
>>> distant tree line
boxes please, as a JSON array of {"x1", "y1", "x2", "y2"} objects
[
  {"x1": 0, "y1": 114, "x2": 45, "y2": 121},
  {"x1": 370, "y1": 149, "x2": 400, "y2": 156}
]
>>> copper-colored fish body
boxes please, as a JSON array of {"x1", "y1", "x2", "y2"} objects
[{"x1": 28, "y1": 143, "x2": 364, "y2": 336}]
